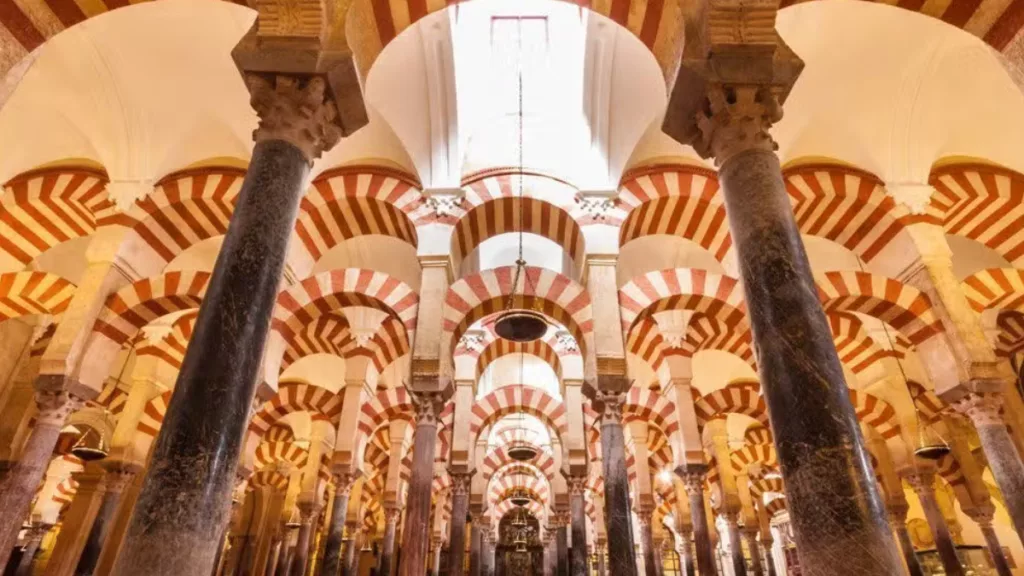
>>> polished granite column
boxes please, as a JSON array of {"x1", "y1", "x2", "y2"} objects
[
  {"x1": 290, "y1": 503, "x2": 319, "y2": 576},
  {"x1": 595, "y1": 538, "x2": 607, "y2": 576},
  {"x1": 638, "y1": 509, "x2": 657, "y2": 576},
  {"x1": 676, "y1": 468, "x2": 716, "y2": 576},
  {"x1": 447, "y1": 472, "x2": 472, "y2": 576},
  {"x1": 14, "y1": 523, "x2": 52, "y2": 576},
  {"x1": 888, "y1": 503, "x2": 924, "y2": 576},
  {"x1": 469, "y1": 517, "x2": 482, "y2": 576},
  {"x1": 955, "y1": 393, "x2": 1024, "y2": 545},
  {"x1": 708, "y1": 85, "x2": 903, "y2": 574},
  {"x1": 566, "y1": 475, "x2": 590, "y2": 576},
  {"x1": 723, "y1": 512, "x2": 747, "y2": 576},
  {"x1": 906, "y1": 472, "x2": 962, "y2": 576},
  {"x1": 968, "y1": 508, "x2": 1013, "y2": 576},
  {"x1": 113, "y1": 76, "x2": 342, "y2": 575},
  {"x1": 743, "y1": 528, "x2": 764, "y2": 576},
  {"x1": 75, "y1": 464, "x2": 136, "y2": 575},
  {"x1": 556, "y1": 519, "x2": 570, "y2": 576},
  {"x1": 343, "y1": 529, "x2": 360, "y2": 576},
  {"x1": 379, "y1": 505, "x2": 400, "y2": 576},
  {"x1": 0, "y1": 390, "x2": 82, "y2": 568},
  {"x1": 398, "y1": 391, "x2": 444, "y2": 576},
  {"x1": 594, "y1": 391, "x2": 638, "y2": 576},
  {"x1": 322, "y1": 474, "x2": 357, "y2": 576}
]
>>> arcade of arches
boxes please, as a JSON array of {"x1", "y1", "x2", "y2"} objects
[{"x1": 0, "y1": 0, "x2": 1024, "y2": 575}]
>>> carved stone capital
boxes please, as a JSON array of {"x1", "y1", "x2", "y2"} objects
[
  {"x1": 676, "y1": 465, "x2": 708, "y2": 496},
  {"x1": 636, "y1": 508, "x2": 653, "y2": 527},
  {"x1": 332, "y1": 470, "x2": 360, "y2": 495},
  {"x1": 552, "y1": 510, "x2": 571, "y2": 528},
  {"x1": 953, "y1": 392, "x2": 1004, "y2": 429},
  {"x1": 411, "y1": 390, "x2": 445, "y2": 426},
  {"x1": 904, "y1": 471, "x2": 936, "y2": 496},
  {"x1": 886, "y1": 500, "x2": 910, "y2": 524},
  {"x1": 695, "y1": 84, "x2": 782, "y2": 166},
  {"x1": 384, "y1": 505, "x2": 402, "y2": 523},
  {"x1": 593, "y1": 391, "x2": 625, "y2": 426},
  {"x1": 103, "y1": 466, "x2": 138, "y2": 494},
  {"x1": 245, "y1": 73, "x2": 343, "y2": 162},
  {"x1": 33, "y1": 390, "x2": 83, "y2": 428},
  {"x1": 565, "y1": 474, "x2": 588, "y2": 496},
  {"x1": 449, "y1": 470, "x2": 474, "y2": 496}
]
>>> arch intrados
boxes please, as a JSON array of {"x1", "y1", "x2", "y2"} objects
[
  {"x1": 469, "y1": 388, "x2": 568, "y2": 445},
  {"x1": 0, "y1": 271, "x2": 77, "y2": 321},
  {"x1": 618, "y1": 195, "x2": 732, "y2": 262},
  {"x1": 619, "y1": 268, "x2": 747, "y2": 335},
  {"x1": 294, "y1": 195, "x2": 419, "y2": 261}
]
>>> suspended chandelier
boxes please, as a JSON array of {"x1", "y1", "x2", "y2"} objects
[
  {"x1": 510, "y1": 487, "x2": 531, "y2": 507},
  {"x1": 493, "y1": 19, "x2": 547, "y2": 345},
  {"x1": 70, "y1": 426, "x2": 110, "y2": 462}
]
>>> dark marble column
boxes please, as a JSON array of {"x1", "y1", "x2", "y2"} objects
[
  {"x1": 761, "y1": 539, "x2": 777, "y2": 576},
  {"x1": 290, "y1": 504, "x2": 319, "y2": 576},
  {"x1": 969, "y1": 510, "x2": 1013, "y2": 576},
  {"x1": 75, "y1": 465, "x2": 136, "y2": 575},
  {"x1": 0, "y1": 390, "x2": 82, "y2": 568},
  {"x1": 743, "y1": 528, "x2": 764, "y2": 576},
  {"x1": 113, "y1": 76, "x2": 343, "y2": 576},
  {"x1": 469, "y1": 520, "x2": 482, "y2": 576},
  {"x1": 14, "y1": 523, "x2": 51, "y2": 576},
  {"x1": 708, "y1": 86, "x2": 903, "y2": 574},
  {"x1": 543, "y1": 531, "x2": 556, "y2": 576},
  {"x1": 955, "y1": 393, "x2": 1024, "y2": 546},
  {"x1": 906, "y1": 472, "x2": 963, "y2": 576},
  {"x1": 398, "y1": 391, "x2": 444, "y2": 576},
  {"x1": 566, "y1": 476, "x2": 590, "y2": 576},
  {"x1": 482, "y1": 533, "x2": 494, "y2": 576},
  {"x1": 595, "y1": 539, "x2": 607, "y2": 576},
  {"x1": 723, "y1": 513, "x2": 747, "y2": 576},
  {"x1": 379, "y1": 505, "x2": 400, "y2": 576},
  {"x1": 593, "y1": 391, "x2": 638, "y2": 576},
  {"x1": 637, "y1": 510, "x2": 657, "y2": 576},
  {"x1": 322, "y1": 475, "x2": 356, "y2": 576},
  {"x1": 676, "y1": 469, "x2": 716, "y2": 576},
  {"x1": 556, "y1": 523, "x2": 569, "y2": 576},
  {"x1": 888, "y1": 503, "x2": 924, "y2": 576},
  {"x1": 342, "y1": 530, "x2": 360, "y2": 576},
  {"x1": 446, "y1": 472, "x2": 472, "y2": 576}
]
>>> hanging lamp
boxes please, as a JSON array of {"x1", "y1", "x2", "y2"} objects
[
  {"x1": 493, "y1": 19, "x2": 547, "y2": 345},
  {"x1": 70, "y1": 426, "x2": 110, "y2": 462},
  {"x1": 510, "y1": 487, "x2": 531, "y2": 507}
]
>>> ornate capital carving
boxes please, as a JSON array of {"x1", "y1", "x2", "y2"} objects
[
  {"x1": 33, "y1": 390, "x2": 83, "y2": 428},
  {"x1": 695, "y1": 85, "x2": 782, "y2": 166},
  {"x1": 886, "y1": 500, "x2": 910, "y2": 524},
  {"x1": 636, "y1": 508, "x2": 653, "y2": 527},
  {"x1": 953, "y1": 392, "x2": 1004, "y2": 429},
  {"x1": 411, "y1": 390, "x2": 445, "y2": 426},
  {"x1": 677, "y1": 466, "x2": 707, "y2": 496},
  {"x1": 552, "y1": 510, "x2": 571, "y2": 528},
  {"x1": 333, "y1": 470, "x2": 360, "y2": 495},
  {"x1": 904, "y1": 471, "x2": 936, "y2": 496},
  {"x1": 449, "y1": 470, "x2": 474, "y2": 496},
  {"x1": 103, "y1": 467, "x2": 137, "y2": 494},
  {"x1": 383, "y1": 505, "x2": 402, "y2": 523},
  {"x1": 246, "y1": 74, "x2": 342, "y2": 162},
  {"x1": 565, "y1": 474, "x2": 588, "y2": 496},
  {"x1": 593, "y1": 391, "x2": 625, "y2": 426}
]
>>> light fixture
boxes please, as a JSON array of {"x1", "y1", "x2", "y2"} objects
[
  {"x1": 507, "y1": 439, "x2": 538, "y2": 463},
  {"x1": 285, "y1": 508, "x2": 302, "y2": 529},
  {"x1": 510, "y1": 488, "x2": 531, "y2": 507},
  {"x1": 493, "y1": 20, "x2": 546, "y2": 345},
  {"x1": 70, "y1": 426, "x2": 109, "y2": 462}
]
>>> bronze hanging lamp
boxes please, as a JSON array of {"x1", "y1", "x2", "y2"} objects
[
  {"x1": 493, "y1": 21, "x2": 547, "y2": 345},
  {"x1": 70, "y1": 426, "x2": 109, "y2": 462},
  {"x1": 510, "y1": 487, "x2": 531, "y2": 507}
]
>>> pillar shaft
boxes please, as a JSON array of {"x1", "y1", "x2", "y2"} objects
[
  {"x1": 113, "y1": 132, "x2": 316, "y2": 574},
  {"x1": 596, "y1": 541, "x2": 606, "y2": 576},
  {"x1": 343, "y1": 531, "x2": 359, "y2": 576},
  {"x1": 724, "y1": 516, "x2": 747, "y2": 576},
  {"x1": 75, "y1": 467, "x2": 135, "y2": 576},
  {"x1": 638, "y1": 512, "x2": 657, "y2": 576},
  {"x1": 567, "y1": 478, "x2": 589, "y2": 576},
  {"x1": 976, "y1": 520, "x2": 1012, "y2": 576},
  {"x1": 678, "y1": 470, "x2": 716, "y2": 575},
  {"x1": 290, "y1": 506, "x2": 318, "y2": 576},
  {"x1": 595, "y1": 391, "x2": 638, "y2": 576},
  {"x1": 447, "y1": 474, "x2": 471, "y2": 576},
  {"x1": 888, "y1": 504, "x2": 924, "y2": 576},
  {"x1": 714, "y1": 108, "x2": 902, "y2": 573},
  {"x1": 398, "y1": 392, "x2": 443, "y2": 576},
  {"x1": 380, "y1": 507, "x2": 399, "y2": 576},
  {"x1": 744, "y1": 530, "x2": 763, "y2": 576},
  {"x1": 321, "y1": 478, "x2": 354, "y2": 576},
  {"x1": 0, "y1": 390, "x2": 82, "y2": 568},
  {"x1": 469, "y1": 523, "x2": 481, "y2": 576},
  {"x1": 15, "y1": 525, "x2": 52, "y2": 576},
  {"x1": 556, "y1": 525, "x2": 569, "y2": 576},
  {"x1": 955, "y1": 393, "x2": 1024, "y2": 547},
  {"x1": 430, "y1": 539, "x2": 443, "y2": 576},
  {"x1": 907, "y1": 473, "x2": 962, "y2": 576},
  {"x1": 677, "y1": 536, "x2": 694, "y2": 576}
]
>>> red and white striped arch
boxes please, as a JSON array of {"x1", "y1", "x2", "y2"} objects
[
  {"x1": 730, "y1": 444, "x2": 778, "y2": 473},
  {"x1": 749, "y1": 477, "x2": 784, "y2": 499},
  {"x1": 249, "y1": 469, "x2": 290, "y2": 492},
  {"x1": 249, "y1": 381, "x2": 344, "y2": 437},
  {"x1": 0, "y1": 271, "x2": 76, "y2": 321},
  {"x1": 907, "y1": 381, "x2": 946, "y2": 423},
  {"x1": 488, "y1": 473, "x2": 551, "y2": 508},
  {"x1": 481, "y1": 444, "x2": 557, "y2": 482},
  {"x1": 744, "y1": 424, "x2": 773, "y2": 447},
  {"x1": 783, "y1": 164, "x2": 931, "y2": 263},
  {"x1": 294, "y1": 195, "x2": 418, "y2": 271},
  {"x1": 104, "y1": 168, "x2": 243, "y2": 274},
  {"x1": 92, "y1": 382, "x2": 128, "y2": 416},
  {"x1": 265, "y1": 424, "x2": 296, "y2": 443},
  {"x1": 281, "y1": 313, "x2": 355, "y2": 369},
  {"x1": 937, "y1": 454, "x2": 967, "y2": 487},
  {"x1": 475, "y1": 334, "x2": 563, "y2": 382},
  {"x1": 826, "y1": 312, "x2": 903, "y2": 375},
  {"x1": 136, "y1": 310, "x2": 198, "y2": 371},
  {"x1": 492, "y1": 498, "x2": 546, "y2": 524},
  {"x1": 622, "y1": 387, "x2": 679, "y2": 440},
  {"x1": 693, "y1": 381, "x2": 769, "y2": 429},
  {"x1": 460, "y1": 170, "x2": 578, "y2": 213},
  {"x1": 963, "y1": 268, "x2": 1024, "y2": 314},
  {"x1": 450, "y1": 197, "x2": 586, "y2": 275},
  {"x1": 254, "y1": 441, "x2": 310, "y2": 470},
  {"x1": 815, "y1": 271, "x2": 942, "y2": 345},
  {"x1": 619, "y1": 268, "x2": 747, "y2": 333},
  {"x1": 626, "y1": 317, "x2": 667, "y2": 374},
  {"x1": 764, "y1": 496, "x2": 787, "y2": 517},
  {"x1": 1, "y1": 167, "x2": 109, "y2": 265},
  {"x1": 470, "y1": 387, "x2": 569, "y2": 440},
  {"x1": 676, "y1": 313, "x2": 756, "y2": 368},
  {"x1": 618, "y1": 194, "x2": 730, "y2": 261},
  {"x1": 996, "y1": 311, "x2": 1024, "y2": 357},
  {"x1": 310, "y1": 166, "x2": 428, "y2": 225},
  {"x1": 357, "y1": 387, "x2": 417, "y2": 447},
  {"x1": 848, "y1": 389, "x2": 900, "y2": 440},
  {"x1": 930, "y1": 163, "x2": 1024, "y2": 266},
  {"x1": 137, "y1": 390, "x2": 173, "y2": 438},
  {"x1": 91, "y1": 270, "x2": 210, "y2": 348},
  {"x1": 618, "y1": 165, "x2": 719, "y2": 210},
  {"x1": 442, "y1": 266, "x2": 593, "y2": 359}
]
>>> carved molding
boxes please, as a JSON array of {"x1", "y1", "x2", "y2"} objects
[
  {"x1": 246, "y1": 74, "x2": 343, "y2": 162},
  {"x1": 695, "y1": 85, "x2": 782, "y2": 166},
  {"x1": 34, "y1": 390, "x2": 83, "y2": 428},
  {"x1": 953, "y1": 392, "x2": 1004, "y2": 429}
]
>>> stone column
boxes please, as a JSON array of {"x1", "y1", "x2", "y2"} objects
[
  {"x1": 543, "y1": 530, "x2": 555, "y2": 576},
  {"x1": 677, "y1": 468, "x2": 716, "y2": 576},
  {"x1": 0, "y1": 390, "x2": 82, "y2": 567},
  {"x1": 379, "y1": 505, "x2": 400, "y2": 576},
  {"x1": 637, "y1": 509, "x2": 657, "y2": 576},
  {"x1": 566, "y1": 475, "x2": 589, "y2": 576},
  {"x1": 289, "y1": 503, "x2": 320, "y2": 576},
  {"x1": 556, "y1": 520, "x2": 570, "y2": 576},
  {"x1": 447, "y1": 472, "x2": 472, "y2": 576},
  {"x1": 74, "y1": 465, "x2": 136, "y2": 575},
  {"x1": 676, "y1": 533, "x2": 694, "y2": 576},
  {"x1": 482, "y1": 532, "x2": 494, "y2": 576},
  {"x1": 906, "y1": 472, "x2": 962, "y2": 576},
  {"x1": 398, "y1": 391, "x2": 444, "y2": 576},
  {"x1": 954, "y1": 392, "x2": 1024, "y2": 545},
  {"x1": 321, "y1": 474, "x2": 356, "y2": 576},
  {"x1": 430, "y1": 536, "x2": 444, "y2": 576},
  {"x1": 593, "y1": 391, "x2": 638, "y2": 576},
  {"x1": 469, "y1": 517, "x2": 481, "y2": 576},
  {"x1": 888, "y1": 502, "x2": 924, "y2": 576},
  {"x1": 15, "y1": 524, "x2": 53, "y2": 576},
  {"x1": 966, "y1": 507, "x2": 1012, "y2": 576},
  {"x1": 704, "y1": 84, "x2": 903, "y2": 574},
  {"x1": 723, "y1": 512, "x2": 747, "y2": 576},
  {"x1": 743, "y1": 528, "x2": 764, "y2": 576},
  {"x1": 343, "y1": 528, "x2": 360, "y2": 576},
  {"x1": 113, "y1": 75, "x2": 342, "y2": 575},
  {"x1": 595, "y1": 538, "x2": 607, "y2": 576}
]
